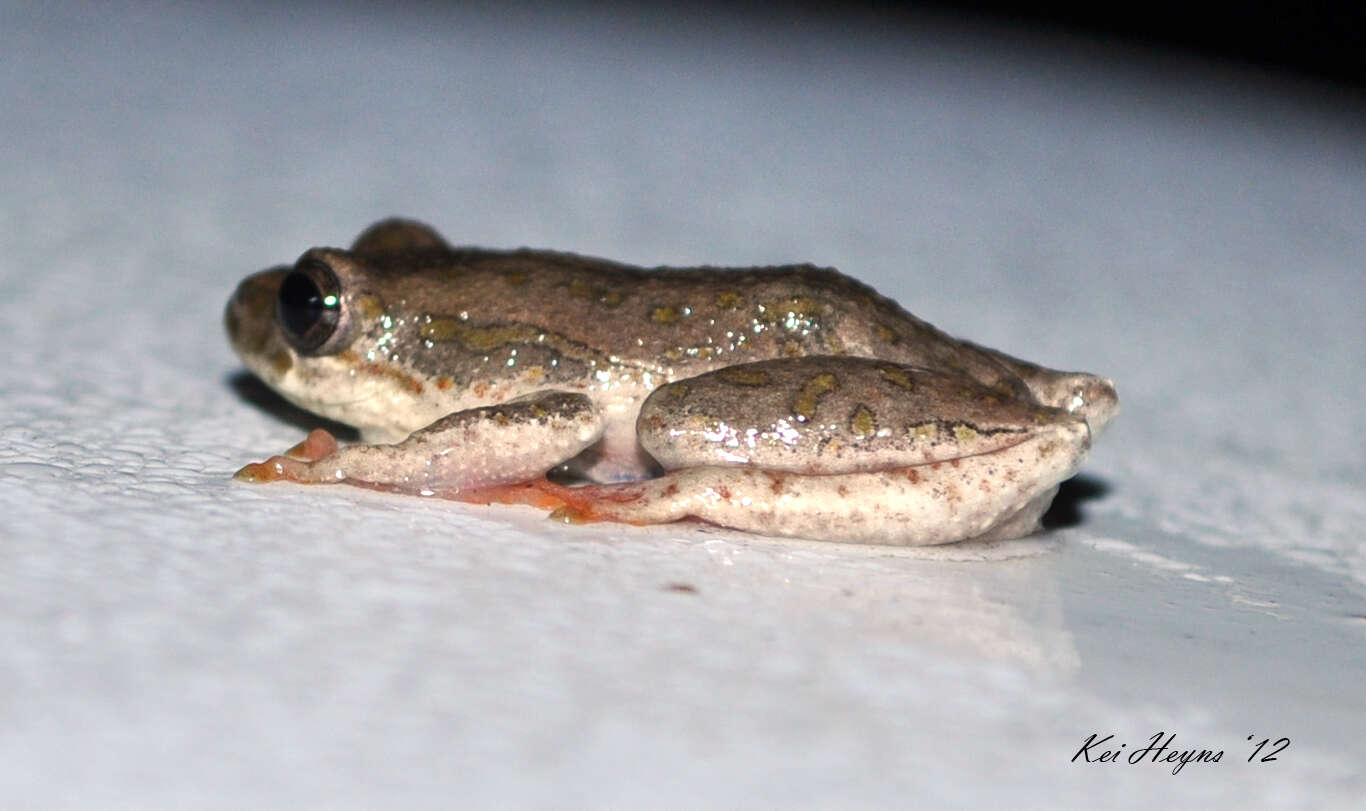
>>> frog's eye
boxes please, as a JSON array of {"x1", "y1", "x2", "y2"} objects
[{"x1": 276, "y1": 260, "x2": 347, "y2": 354}]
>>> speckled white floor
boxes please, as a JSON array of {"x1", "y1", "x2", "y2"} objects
[{"x1": 3, "y1": 1, "x2": 1364, "y2": 808}]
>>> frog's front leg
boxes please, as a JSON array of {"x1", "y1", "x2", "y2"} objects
[{"x1": 235, "y1": 391, "x2": 604, "y2": 496}]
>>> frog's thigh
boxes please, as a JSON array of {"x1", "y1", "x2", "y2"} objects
[
  {"x1": 248, "y1": 391, "x2": 604, "y2": 494},
  {"x1": 568, "y1": 429, "x2": 1086, "y2": 545}
]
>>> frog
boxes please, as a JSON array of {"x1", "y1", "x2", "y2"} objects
[{"x1": 225, "y1": 218, "x2": 1117, "y2": 546}]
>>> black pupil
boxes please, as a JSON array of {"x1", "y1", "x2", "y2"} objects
[{"x1": 278, "y1": 270, "x2": 331, "y2": 337}]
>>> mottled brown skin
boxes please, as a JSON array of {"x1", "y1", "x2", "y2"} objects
[
  {"x1": 228, "y1": 230, "x2": 1050, "y2": 439},
  {"x1": 637, "y1": 357, "x2": 1079, "y2": 474},
  {"x1": 226, "y1": 219, "x2": 1117, "y2": 545},
  {"x1": 347, "y1": 222, "x2": 1037, "y2": 393}
]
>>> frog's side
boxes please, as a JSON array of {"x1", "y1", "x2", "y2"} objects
[{"x1": 225, "y1": 219, "x2": 1117, "y2": 546}]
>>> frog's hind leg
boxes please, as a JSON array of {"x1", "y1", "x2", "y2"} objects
[
  {"x1": 444, "y1": 476, "x2": 655, "y2": 517},
  {"x1": 517, "y1": 421, "x2": 1090, "y2": 546}
]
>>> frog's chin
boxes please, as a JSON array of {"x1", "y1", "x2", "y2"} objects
[
  {"x1": 274, "y1": 385, "x2": 409, "y2": 443},
  {"x1": 242, "y1": 351, "x2": 409, "y2": 444}
]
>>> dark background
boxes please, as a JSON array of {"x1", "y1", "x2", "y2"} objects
[
  {"x1": 946, "y1": 1, "x2": 1364, "y2": 86},
  {"x1": 773, "y1": 0, "x2": 1366, "y2": 87}
]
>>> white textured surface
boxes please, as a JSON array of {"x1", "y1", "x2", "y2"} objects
[{"x1": 3, "y1": 1, "x2": 1365, "y2": 807}]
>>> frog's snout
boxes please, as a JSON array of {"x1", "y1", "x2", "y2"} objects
[
  {"x1": 1069, "y1": 376, "x2": 1119, "y2": 439},
  {"x1": 225, "y1": 266, "x2": 289, "y2": 355}
]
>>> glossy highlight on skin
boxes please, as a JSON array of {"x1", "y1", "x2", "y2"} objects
[{"x1": 226, "y1": 218, "x2": 1117, "y2": 545}]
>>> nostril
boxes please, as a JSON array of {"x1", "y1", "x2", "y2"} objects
[{"x1": 1092, "y1": 379, "x2": 1119, "y2": 411}]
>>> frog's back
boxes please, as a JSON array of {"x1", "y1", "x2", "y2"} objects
[{"x1": 365, "y1": 245, "x2": 1027, "y2": 396}]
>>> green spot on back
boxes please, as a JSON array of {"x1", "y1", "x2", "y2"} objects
[
  {"x1": 651, "y1": 305, "x2": 683, "y2": 324},
  {"x1": 421, "y1": 320, "x2": 539, "y2": 351},
  {"x1": 850, "y1": 404, "x2": 877, "y2": 438},
  {"x1": 792, "y1": 373, "x2": 838, "y2": 422},
  {"x1": 877, "y1": 364, "x2": 914, "y2": 390}
]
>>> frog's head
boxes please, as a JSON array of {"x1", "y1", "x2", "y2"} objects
[{"x1": 226, "y1": 227, "x2": 448, "y2": 442}]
